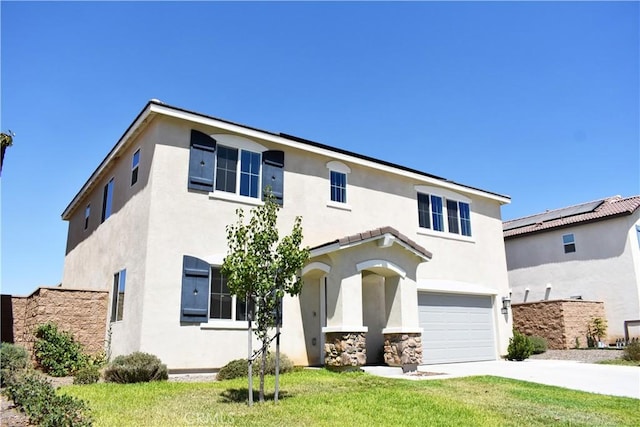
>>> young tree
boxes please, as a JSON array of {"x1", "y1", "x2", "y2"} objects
[{"x1": 222, "y1": 191, "x2": 309, "y2": 404}]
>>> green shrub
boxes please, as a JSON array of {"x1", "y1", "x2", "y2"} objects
[
  {"x1": 217, "y1": 352, "x2": 294, "y2": 380},
  {"x1": 622, "y1": 341, "x2": 640, "y2": 362},
  {"x1": 528, "y1": 335, "x2": 548, "y2": 354},
  {"x1": 74, "y1": 364, "x2": 101, "y2": 385},
  {"x1": 0, "y1": 342, "x2": 29, "y2": 386},
  {"x1": 34, "y1": 322, "x2": 87, "y2": 377},
  {"x1": 104, "y1": 352, "x2": 168, "y2": 383},
  {"x1": 507, "y1": 330, "x2": 534, "y2": 361},
  {"x1": 3, "y1": 371, "x2": 92, "y2": 426}
]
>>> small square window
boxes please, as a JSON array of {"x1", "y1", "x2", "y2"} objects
[{"x1": 563, "y1": 234, "x2": 576, "y2": 253}]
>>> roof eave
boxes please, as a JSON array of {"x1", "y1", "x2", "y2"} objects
[
  {"x1": 503, "y1": 211, "x2": 635, "y2": 240},
  {"x1": 61, "y1": 102, "x2": 158, "y2": 220}
]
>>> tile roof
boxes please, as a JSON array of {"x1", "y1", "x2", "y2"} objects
[
  {"x1": 311, "y1": 226, "x2": 433, "y2": 260},
  {"x1": 503, "y1": 195, "x2": 640, "y2": 238}
]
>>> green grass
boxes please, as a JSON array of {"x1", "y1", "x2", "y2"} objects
[{"x1": 60, "y1": 369, "x2": 638, "y2": 426}]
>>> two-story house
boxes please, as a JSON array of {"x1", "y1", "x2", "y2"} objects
[
  {"x1": 61, "y1": 100, "x2": 512, "y2": 371},
  {"x1": 503, "y1": 195, "x2": 640, "y2": 340}
]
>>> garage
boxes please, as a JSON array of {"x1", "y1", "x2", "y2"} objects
[{"x1": 418, "y1": 292, "x2": 496, "y2": 364}]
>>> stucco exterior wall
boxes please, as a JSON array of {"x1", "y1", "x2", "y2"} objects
[
  {"x1": 61, "y1": 121, "x2": 158, "y2": 356},
  {"x1": 512, "y1": 300, "x2": 606, "y2": 349},
  {"x1": 505, "y1": 214, "x2": 640, "y2": 338},
  {"x1": 1, "y1": 287, "x2": 108, "y2": 357},
  {"x1": 61, "y1": 115, "x2": 512, "y2": 369}
]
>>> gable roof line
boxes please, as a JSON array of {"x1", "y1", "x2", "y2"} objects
[
  {"x1": 503, "y1": 195, "x2": 640, "y2": 238},
  {"x1": 62, "y1": 99, "x2": 510, "y2": 219},
  {"x1": 310, "y1": 226, "x2": 433, "y2": 261}
]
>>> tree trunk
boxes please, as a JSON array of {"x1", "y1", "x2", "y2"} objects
[{"x1": 259, "y1": 340, "x2": 267, "y2": 402}]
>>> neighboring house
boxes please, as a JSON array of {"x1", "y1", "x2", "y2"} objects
[
  {"x1": 60, "y1": 100, "x2": 513, "y2": 371},
  {"x1": 503, "y1": 195, "x2": 640, "y2": 340}
]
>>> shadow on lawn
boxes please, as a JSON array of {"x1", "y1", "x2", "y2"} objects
[{"x1": 220, "y1": 388, "x2": 291, "y2": 403}]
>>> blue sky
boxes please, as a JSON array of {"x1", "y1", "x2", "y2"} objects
[{"x1": 1, "y1": 1, "x2": 638, "y2": 296}]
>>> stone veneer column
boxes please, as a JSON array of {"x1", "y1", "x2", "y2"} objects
[
  {"x1": 383, "y1": 333, "x2": 422, "y2": 372},
  {"x1": 324, "y1": 332, "x2": 367, "y2": 370}
]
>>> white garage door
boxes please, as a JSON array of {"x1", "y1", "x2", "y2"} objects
[{"x1": 418, "y1": 293, "x2": 496, "y2": 364}]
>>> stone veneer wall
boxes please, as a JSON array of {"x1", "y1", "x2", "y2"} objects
[
  {"x1": 1, "y1": 287, "x2": 109, "y2": 356},
  {"x1": 324, "y1": 332, "x2": 366, "y2": 369},
  {"x1": 383, "y1": 333, "x2": 422, "y2": 371},
  {"x1": 512, "y1": 300, "x2": 606, "y2": 349}
]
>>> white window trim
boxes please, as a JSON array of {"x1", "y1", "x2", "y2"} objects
[
  {"x1": 209, "y1": 191, "x2": 264, "y2": 206},
  {"x1": 415, "y1": 185, "x2": 473, "y2": 239},
  {"x1": 417, "y1": 227, "x2": 475, "y2": 243},
  {"x1": 326, "y1": 200, "x2": 352, "y2": 211}
]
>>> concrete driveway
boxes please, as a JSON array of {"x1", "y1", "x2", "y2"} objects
[{"x1": 363, "y1": 360, "x2": 639, "y2": 399}]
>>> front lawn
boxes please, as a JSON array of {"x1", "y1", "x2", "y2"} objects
[{"x1": 62, "y1": 369, "x2": 637, "y2": 426}]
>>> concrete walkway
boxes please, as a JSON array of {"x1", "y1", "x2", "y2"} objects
[{"x1": 362, "y1": 360, "x2": 640, "y2": 399}]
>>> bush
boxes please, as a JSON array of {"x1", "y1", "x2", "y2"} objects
[
  {"x1": 0, "y1": 342, "x2": 29, "y2": 386},
  {"x1": 74, "y1": 364, "x2": 101, "y2": 385},
  {"x1": 34, "y1": 322, "x2": 87, "y2": 377},
  {"x1": 104, "y1": 352, "x2": 168, "y2": 383},
  {"x1": 507, "y1": 330, "x2": 534, "y2": 361},
  {"x1": 3, "y1": 371, "x2": 92, "y2": 426},
  {"x1": 622, "y1": 341, "x2": 640, "y2": 362},
  {"x1": 217, "y1": 352, "x2": 294, "y2": 380},
  {"x1": 528, "y1": 335, "x2": 548, "y2": 354}
]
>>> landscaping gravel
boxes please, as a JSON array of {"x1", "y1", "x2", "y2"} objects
[{"x1": 529, "y1": 349, "x2": 623, "y2": 363}]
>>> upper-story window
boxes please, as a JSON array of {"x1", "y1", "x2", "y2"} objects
[
  {"x1": 416, "y1": 186, "x2": 472, "y2": 238},
  {"x1": 330, "y1": 171, "x2": 347, "y2": 203},
  {"x1": 563, "y1": 233, "x2": 576, "y2": 253},
  {"x1": 84, "y1": 205, "x2": 90, "y2": 230},
  {"x1": 326, "y1": 161, "x2": 351, "y2": 208},
  {"x1": 101, "y1": 178, "x2": 114, "y2": 223},
  {"x1": 131, "y1": 149, "x2": 140, "y2": 186},
  {"x1": 188, "y1": 130, "x2": 285, "y2": 205}
]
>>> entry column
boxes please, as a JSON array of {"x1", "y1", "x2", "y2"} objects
[{"x1": 323, "y1": 271, "x2": 367, "y2": 370}]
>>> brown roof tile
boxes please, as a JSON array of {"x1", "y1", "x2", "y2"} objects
[
  {"x1": 311, "y1": 226, "x2": 433, "y2": 259},
  {"x1": 503, "y1": 195, "x2": 640, "y2": 238}
]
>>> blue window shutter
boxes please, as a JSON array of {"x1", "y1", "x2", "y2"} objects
[
  {"x1": 188, "y1": 130, "x2": 216, "y2": 192},
  {"x1": 180, "y1": 255, "x2": 210, "y2": 323},
  {"x1": 262, "y1": 150, "x2": 285, "y2": 205}
]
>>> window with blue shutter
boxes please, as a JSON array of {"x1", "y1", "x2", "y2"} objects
[
  {"x1": 188, "y1": 130, "x2": 216, "y2": 192},
  {"x1": 262, "y1": 150, "x2": 285, "y2": 205},
  {"x1": 180, "y1": 255, "x2": 210, "y2": 323}
]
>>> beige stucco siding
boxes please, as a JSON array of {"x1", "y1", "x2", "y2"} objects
[
  {"x1": 62, "y1": 115, "x2": 512, "y2": 369},
  {"x1": 61, "y1": 121, "x2": 159, "y2": 356},
  {"x1": 505, "y1": 213, "x2": 640, "y2": 338}
]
